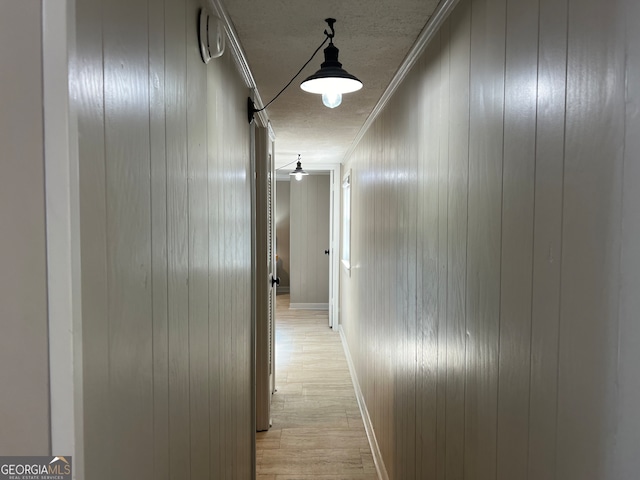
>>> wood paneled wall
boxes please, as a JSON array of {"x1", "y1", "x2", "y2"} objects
[
  {"x1": 0, "y1": 0, "x2": 51, "y2": 455},
  {"x1": 340, "y1": 0, "x2": 640, "y2": 478},
  {"x1": 290, "y1": 174, "x2": 331, "y2": 306},
  {"x1": 616, "y1": 2, "x2": 640, "y2": 478},
  {"x1": 74, "y1": 0, "x2": 253, "y2": 477}
]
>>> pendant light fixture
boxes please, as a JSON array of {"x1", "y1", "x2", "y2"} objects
[
  {"x1": 289, "y1": 155, "x2": 309, "y2": 181},
  {"x1": 247, "y1": 18, "x2": 363, "y2": 122},
  {"x1": 300, "y1": 18, "x2": 363, "y2": 108}
]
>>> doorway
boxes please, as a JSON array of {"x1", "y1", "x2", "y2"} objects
[
  {"x1": 255, "y1": 158, "x2": 342, "y2": 438},
  {"x1": 275, "y1": 165, "x2": 341, "y2": 328},
  {"x1": 288, "y1": 172, "x2": 330, "y2": 309}
]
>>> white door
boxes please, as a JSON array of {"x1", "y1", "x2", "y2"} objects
[
  {"x1": 328, "y1": 170, "x2": 335, "y2": 328},
  {"x1": 267, "y1": 152, "x2": 277, "y2": 397},
  {"x1": 255, "y1": 126, "x2": 276, "y2": 431}
]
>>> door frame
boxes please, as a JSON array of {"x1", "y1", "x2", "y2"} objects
[
  {"x1": 294, "y1": 162, "x2": 341, "y2": 330},
  {"x1": 42, "y1": 0, "x2": 84, "y2": 469}
]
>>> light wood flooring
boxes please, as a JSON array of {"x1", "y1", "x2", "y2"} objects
[{"x1": 256, "y1": 294, "x2": 378, "y2": 480}]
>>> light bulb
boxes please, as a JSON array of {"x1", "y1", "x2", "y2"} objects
[
  {"x1": 295, "y1": 172, "x2": 303, "y2": 181},
  {"x1": 322, "y1": 91, "x2": 342, "y2": 108}
]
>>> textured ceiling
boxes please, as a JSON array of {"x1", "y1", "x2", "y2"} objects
[{"x1": 221, "y1": 0, "x2": 440, "y2": 168}]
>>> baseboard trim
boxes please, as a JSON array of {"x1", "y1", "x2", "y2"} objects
[
  {"x1": 339, "y1": 329, "x2": 389, "y2": 480},
  {"x1": 289, "y1": 303, "x2": 328, "y2": 310},
  {"x1": 276, "y1": 286, "x2": 290, "y2": 293}
]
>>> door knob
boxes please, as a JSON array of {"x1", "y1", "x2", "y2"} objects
[
  {"x1": 270, "y1": 275, "x2": 280, "y2": 286},
  {"x1": 324, "y1": 249, "x2": 330, "y2": 255}
]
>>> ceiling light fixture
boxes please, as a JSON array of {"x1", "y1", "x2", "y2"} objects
[
  {"x1": 300, "y1": 19, "x2": 363, "y2": 108},
  {"x1": 289, "y1": 155, "x2": 309, "y2": 181},
  {"x1": 247, "y1": 18, "x2": 363, "y2": 122}
]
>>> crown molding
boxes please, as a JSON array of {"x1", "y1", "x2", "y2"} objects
[
  {"x1": 209, "y1": 0, "x2": 269, "y2": 127},
  {"x1": 342, "y1": 0, "x2": 461, "y2": 164}
]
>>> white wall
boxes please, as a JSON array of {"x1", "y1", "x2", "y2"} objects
[
  {"x1": 340, "y1": 0, "x2": 640, "y2": 478},
  {"x1": 73, "y1": 0, "x2": 253, "y2": 478},
  {"x1": 290, "y1": 174, "x2": 330, "y2": 306},
  {"x1": 0, "y1": 0, "x2": 51, "y2": 455},
  {"x1": 275, "y1": 180, "x2": 291, "y2": 289}
]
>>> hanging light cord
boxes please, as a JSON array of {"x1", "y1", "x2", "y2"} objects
[
  {"x1": 275, "y1": 155, "x2": 301, "y2": 171},
  {"x1": 253, "y1": 35, "x2": 330, "y2": 114}
]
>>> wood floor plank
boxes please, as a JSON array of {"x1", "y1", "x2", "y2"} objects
[
  {"x1": 274, "y1": 475, "x2": 378, "y2": 480},
  {"x1": 257, "y1": 294, "x2": 376, "y2": 479}
]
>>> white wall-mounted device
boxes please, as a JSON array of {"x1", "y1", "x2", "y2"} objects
[{"x1": 199, "y1": 8, "x2": 225, "y2": 64}]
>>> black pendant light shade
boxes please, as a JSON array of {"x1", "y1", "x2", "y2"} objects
[
  {"x1": 300, "y1": 42, "x2": 363, "y2": 95},
  {"x1": 290, "y1": 156, "x2": 309, "y2": 181},
  {"x1": 300, "y1": 18, "x2": 362, "y2": 108}
]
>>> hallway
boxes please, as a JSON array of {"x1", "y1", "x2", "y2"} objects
[
  {"x1": 3, "y1": 0, "x2": 640, "y2": 477},
  {"x1": 256, "y1": 295, "x2": 377, "y2": 479}
]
